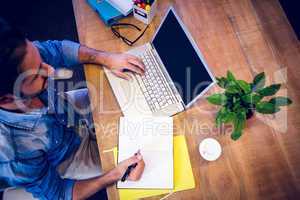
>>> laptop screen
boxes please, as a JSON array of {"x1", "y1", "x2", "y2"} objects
[{"x1": 152, "y1": 9, "x2": 214, "y2": 105}]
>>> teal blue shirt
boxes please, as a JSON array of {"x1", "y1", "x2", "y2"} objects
[{"x1": 0, "y1": 40, "x2": 81, "y2": 200}]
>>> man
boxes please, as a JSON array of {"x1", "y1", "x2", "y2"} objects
[{"x1": 0, "y1": 18, "x2": 145, "y2": 200}]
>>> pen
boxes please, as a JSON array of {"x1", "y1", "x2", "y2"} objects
[
  {"x1": 121, "y1": 162, "x2": 138, "y2": 182},
  {"x1": 121, "y1": 151, "x2": 140, "y2": 182}
]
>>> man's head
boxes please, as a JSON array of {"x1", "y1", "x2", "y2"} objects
[{"x1": 0, "y1": 18, "x2": 54, "y2": 104}]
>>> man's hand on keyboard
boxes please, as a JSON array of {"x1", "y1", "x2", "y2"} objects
[{"x1": 104, "y1": 53, "x2": 145, "y2": 80}]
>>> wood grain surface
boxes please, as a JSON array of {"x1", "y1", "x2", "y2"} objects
[{"x1": 72, "y1": 0, "x2": 300, "y2": 199}]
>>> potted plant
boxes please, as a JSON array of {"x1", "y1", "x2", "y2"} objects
[{"x1": 206, "y1": 71, "x2": 292, "y2": 140}]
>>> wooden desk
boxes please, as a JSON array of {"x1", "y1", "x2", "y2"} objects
[{"x1": 72, "y1": 0, "x2": 300, "y2": 199}]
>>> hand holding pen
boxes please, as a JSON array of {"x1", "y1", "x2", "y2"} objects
[{"x1": 114, "y1": 150, "x2": 145, "y2": 182}]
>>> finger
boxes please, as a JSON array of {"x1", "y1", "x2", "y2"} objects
[
  {"x1": 124, "y1": 63, "x2": 144, "y2": 75},
  {"x1": 124, "y1": 154, "x2": 142, "y2": 166},
  {"x1": 136, "y1": 153, "x2": 142, "y2": 160},
  {"x1": 128, "y1": 160, "x2": 145, "y2": 181},
  {"x1": 127, "y1": 57, "x2": 145, "y2": 72},
  {"x1": 135, "y1": 150, "x2": 142, "y2": 158},
  {"x1": 135, "y1": 149, "x2": 141, "y2": 155},
  {"x1": 41, "y1": 62, "x2": 55, "y2": 77},
  {"x1": 113, "y1": 70, "x2": 131, "y2": 80}
]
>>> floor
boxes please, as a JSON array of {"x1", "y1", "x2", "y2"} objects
[{"x1": 0, "y1": 0, "x2": 106, "y2": 199}]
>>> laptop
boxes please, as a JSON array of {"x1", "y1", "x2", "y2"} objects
[{"x1": 104, "y1": 6, "x2": 216, "y2": 116}]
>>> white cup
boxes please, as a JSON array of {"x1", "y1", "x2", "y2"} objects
[{"x1": 199, "y1": 138, "x2": 222, "y2": 161}]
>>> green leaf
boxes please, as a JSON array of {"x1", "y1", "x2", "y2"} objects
[
  {"x1": 232, "y1": 103, "x2": 243, "y2": 112},
  {"x1": 216, "y1": 108, "x2": 236, "y2": 127},
  {"x1": 242, "y1": 93, "x2": 263, "y2": 104},
  {"x1": 231, "y1": 111, "x2": 246, "y2": 140},
  {"x1": 269, "y1": 97, "x2": 292, "y2": 107},
  {"x1": 257, "y1": 84, "x2": 281, "y2": 96},
  {"x1": 207, "y1": 94, "x2": 227, "y2": 105},
  {"x1": 256, "y1": 102, "x2": 280, "y2": 114},
  {"x1": 233, "y1": 96, "x2": 239, "y2": 104},
  {"x1": 216, "y1": 77, "x2": 228, "y2": 88},
  {"x1": 237, "y1": 80, "x2": 251, "y2": 93},
  {"x1": 216, "y1": 110, "x2": 223, "y2": 127},
  {"x1": 226, "y1": 83, "x2": 240, "y2": 94},
  {"x1": 216, "y1": 107, "x2": 226, "y2": 127},
  {"x1": 223, "y1": 112, "x2": 236, "y2": 123},
  {"x1": 252, "y1": 72, "x2": 266, "y2": 91},
  {"x1": 227, "y1": 71, "x2": 236, "y2": 82},
  {"x1": 231, "y1": 130, "x2": 242, "y2": 140}
]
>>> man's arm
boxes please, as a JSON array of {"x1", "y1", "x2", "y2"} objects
[
  {"x1": 77, "y1": 45, "x2": 108, "y2": 65},
  {"x1": 78, "y1": 45, "x2": 145, "y2": 80},
  {"x1": 11, "y1": 149, "x2": 144, "y2": 200},
  {"x1": 34, "y1": 40, "x2": 145, "y2": 80},
  {"x1": 73, "y1": 153, "x2": 144, "y2": 200}
]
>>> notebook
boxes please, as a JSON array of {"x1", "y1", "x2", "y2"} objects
[
  {"x1": 117, "y1": 116, "x2": 173, "y2": 189},
  {"x1": 106, "y1": 0, "x2": 133, "y2": 16},
  {"x1": 114, "y1": 135, "x2": 196, "y2": 200}
]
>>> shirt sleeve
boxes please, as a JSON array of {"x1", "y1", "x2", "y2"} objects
[
  {"x1": 33, "y1": 40, "x2": 80, "y2": 69},
  {"x1": 10, "y1": 155, "x2": 75, "y2": 200}
]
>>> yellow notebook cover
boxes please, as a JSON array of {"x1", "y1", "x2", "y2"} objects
[{"x1": 113, "y1": 135, "x2": 195, "y2": 200}]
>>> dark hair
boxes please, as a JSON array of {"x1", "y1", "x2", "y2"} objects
[{"x1": 0, "y1": 18, "x2": 27, "y2": 97}]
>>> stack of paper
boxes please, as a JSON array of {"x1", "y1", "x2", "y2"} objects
[
  {"x1": 117, "y1": 116, "x2": 173, "y2": 189},
  {"x1": 106, "y1": 0, "x2": 133, "y2": 16}
]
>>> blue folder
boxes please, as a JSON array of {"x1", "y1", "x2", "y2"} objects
[{"x1": 87, "y1": 0, "x2": 124, "y2": 26}]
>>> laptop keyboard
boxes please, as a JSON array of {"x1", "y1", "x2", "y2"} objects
[{"x1": 134, "y1": 50, "x2": 178, "y2": 112}]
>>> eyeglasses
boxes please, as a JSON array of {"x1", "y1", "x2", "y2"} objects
[{"x1": 111, "y1": 23, "x2": 149, "y2": 46}]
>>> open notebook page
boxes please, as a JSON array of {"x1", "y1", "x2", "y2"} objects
[{"x1": 117, "y1": 117, "x2": 173, "y2": 189}]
